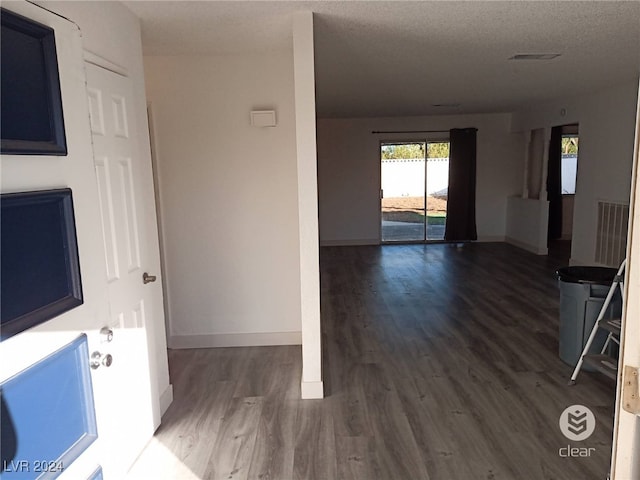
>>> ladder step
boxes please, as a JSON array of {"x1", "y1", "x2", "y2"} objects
[
  {"x1": 582, "y1": 354, "x2": 618, "y2": 380},
  {"x1": 568, "y1": 259, "x2": 626, "y2": 385},
  {"x1": 599, "y1": 318, "x2": 622, "y2": 336}
]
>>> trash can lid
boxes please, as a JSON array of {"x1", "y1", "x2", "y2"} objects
[{"x1": 556, "y1": 266, "x2": 618, "y2": 285}]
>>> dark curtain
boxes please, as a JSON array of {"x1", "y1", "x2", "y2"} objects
[
  {"x1": 547, "y1": 126, "x2": 563, "y2": 240},
  {"x1": 445, "y1": 128, "x2": 478, "y2": 242}
]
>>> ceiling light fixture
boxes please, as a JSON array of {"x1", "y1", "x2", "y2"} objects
[{"x1": 509, "y1": 54, "x2": 561, "y2": 60}]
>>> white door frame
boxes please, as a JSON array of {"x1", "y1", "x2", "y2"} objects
[
  {"x1": 610, "y1": 77, "x2": 640, "y2": 479},
  {"x1": 380, "y1": 140, "x2": 428, "y2": 243}
]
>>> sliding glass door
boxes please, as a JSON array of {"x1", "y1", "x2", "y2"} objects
[
  {"x1": 380, "y1": 141, "x2": 449, "y2": 243},
  {"x1": 425, "y1": 142, "x2": 449, "y2": 240},
  {"x1": 381, "y1": 142, "x2": 426, "y2": 242}
]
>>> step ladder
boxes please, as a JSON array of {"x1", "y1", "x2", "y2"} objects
[{"x1": 568, "y1": 259, "x2": 626, "y2": 385}]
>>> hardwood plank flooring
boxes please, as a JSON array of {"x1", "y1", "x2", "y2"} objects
[{"x1": 128, "y1": 243, "x2": 615, "y2": 480}]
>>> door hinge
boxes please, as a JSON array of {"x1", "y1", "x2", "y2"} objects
[{"x1": 622, "y1": 365, "x2": 640, "y2": 414}]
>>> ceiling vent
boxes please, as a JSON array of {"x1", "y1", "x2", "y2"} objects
[
  {"x1": 509, "y1": 54, "x2": 561, "y2": 60},
  {"x1": 432, "y1": 103, "x2": 460, "y2": 108}
]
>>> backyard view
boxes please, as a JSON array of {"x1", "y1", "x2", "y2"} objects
[
  {"x1": 381, "y1": 142, "x2": 449, "y2": 242},
  {"x1": 381, "y1": 194, "x2": 447, "y2": 227}
]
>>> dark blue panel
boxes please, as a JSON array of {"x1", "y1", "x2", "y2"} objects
[
  {"x1": 0, "y1": 8, "x2": 67, "y2": 155},
  {"x1": 2, "y1": 201, "x2": 70, "y2": 319},
  {"x1": 0, "y1": 189, "x2": 83, "y2": 342},
  {"x1": 0, "y1": 335, "x2": 98, "y2": 480},
  {"x1": 1, "y1": 23, "x2": 51, "y2": 141}
]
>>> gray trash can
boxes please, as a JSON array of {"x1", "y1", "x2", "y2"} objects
[{"x1": 557, "y1": 266, "x2": 622, "y2": 370}]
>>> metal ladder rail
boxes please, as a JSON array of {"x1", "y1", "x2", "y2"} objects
[
  {"x1": 599, "y1": 320, "x2": 621, "y2": 355},
  {"x1": 568, "y1": 259, "x2": 626, "y2": 385}
]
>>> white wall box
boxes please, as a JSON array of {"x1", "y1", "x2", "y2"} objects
[{"x1": 250, "y1": 110, "x2": 277, "y2": 127}]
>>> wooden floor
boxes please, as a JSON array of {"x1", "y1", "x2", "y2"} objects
[{"x1": 129, "y1": 243, "x2": 615, "y2": 480}]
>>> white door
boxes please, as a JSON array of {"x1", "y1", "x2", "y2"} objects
[
  {"x1": 0, "y1": 2, "x2": 151, "y2": 479},
  {"x1": 85, "y1": 61, "x2": 158, "y2": 477},
  {"x1": 0, "y1": 3, "x2": 165, "y2": 479},
  {"x1": 610, "y1": 79, "x2": 640, "y2": 479}
]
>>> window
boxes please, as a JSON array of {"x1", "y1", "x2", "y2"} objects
[{"x1": 561, "y1": 136, "x2": 578, "y2": 194}]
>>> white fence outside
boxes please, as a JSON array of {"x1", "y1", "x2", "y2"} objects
[
  {"x1": 562, "y1": 154, "x2": 577, "y2": 194},
  {"x1": 381, "y1": 158, "x2": 449, "y2": 197},
  {"x1": 381, "y1": 154, "x2": 577, "y2": 198}
]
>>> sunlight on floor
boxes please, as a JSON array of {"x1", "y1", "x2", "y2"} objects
[{"x1": 127, "y1": 437, "x2": 202, "y2": 480}]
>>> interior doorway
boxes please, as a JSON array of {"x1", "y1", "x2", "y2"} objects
[
  {"x1": 380, "y1": 141, "x2": 450, "y2": 243},
  {"x1": 547, "y1": 124, "x2": 579, "y2": 257}
]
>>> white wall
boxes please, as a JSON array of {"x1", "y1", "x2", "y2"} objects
[
  {"x1": 527, "y1": 128, "x2": 545, "y2": 199},
  {"x1": 317, "y1": 114, "x2": 522, "y2": 245},
  {"x1": 512, "y1": 78, "x2": 639, "y2": 265},
  {"x1": 506, "y1": 197, "x2": 550, "y2": 255},
  {"x1": 144, "y1": 53, "x2": 303, "y2": 348}
]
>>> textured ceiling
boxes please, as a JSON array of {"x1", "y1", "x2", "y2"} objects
[{"x1": 124, "y1": 1, "x2": 640, "y2": 118}]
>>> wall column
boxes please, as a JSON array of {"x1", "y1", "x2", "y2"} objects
[
  {"x1": 541, "y1": 127, "x2": 551, "y2": 200},
  {"x1": 293, "y1": 11, "x2": 323, "y2": 399},
  {"x1": 522, "y1": 129, "x2": 531, "y2": 198}
]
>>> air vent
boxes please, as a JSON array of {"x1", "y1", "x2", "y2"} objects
[
  {"x1": 595, "y1": 200, "x2": 629, "y2": 267},
  {"x1": 509, "y1": 54, "x2": 561, "y2": 60},
  {"x1": 432, "y1": 103, "x2": 461, "y2": 108}
]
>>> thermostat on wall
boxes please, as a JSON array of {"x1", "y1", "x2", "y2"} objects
[{"x1": 250, "y1": 110, "x2": 277, "y2": 127}]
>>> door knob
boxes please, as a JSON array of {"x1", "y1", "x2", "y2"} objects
[
  {"x1": 100, "y1": 327, "x2": 114, "y2": 343},
  {"x1": 90, "y1": 351, "x2": 113, "y2": 369},
  {"x1": 142, "y1": 272, "x2": 157, "y2": 284}
]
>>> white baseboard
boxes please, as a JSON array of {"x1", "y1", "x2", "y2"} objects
[
  {"x1": 320, "y1": 238, "x2": 379, "y2": 246},
  {"x1": 477, "y1": 235, "x2": 506, "y2": 243},
  {"x1": 301, "y1": 380, "x2": 324, "y2": 399},
  {"x1": 159, "y1": 384, "x2": 173, "y2": 416},
  {"x1": 320, "y1": 237, "x2": 507, "y2": 246},
  {"x1": 569, "y1": 257, "x2": 590, "y2": 266},
  {"x1": 505, "y1": 236, "x2": 548, "y2": 255},
  {"x1": 169, "y1": 331, "x2": 302, "y2": 349}
]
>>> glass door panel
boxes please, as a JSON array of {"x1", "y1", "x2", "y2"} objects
[
  {"x1": 381, "y1": 142, "x2": 426, "y2": 243},
  {"x1": 426, "y1": 142, "x2": 449, "y2": 241}
]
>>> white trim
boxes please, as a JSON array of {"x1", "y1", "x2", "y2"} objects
[
  {"x1": 83, "y1": 50, "x2": 128, "y2": 77},
  {"x1": 505, "y1": 236, "x2": 548, "y2": 255},
  {"x1": 477, "y1": 235, "x2": 506, "y2": 243},
  {"x1": 146, "y1": 102, "x2": 172, "y2": 348},
  {"x1": 169, "y1": 331, "x2": 302, "y2": 349},
  {"x1": 321, "y1": 237, "x2": 505, "y2": 246},
  {"x1": 610, "y1": 76, "x2": 640, "y2": 480},
  {"x1": 159, "y1": 384, "x2": 173, "y2": 417},
  {"x1": 301, "y1": 380, "x2": 324, "y2": 399},
  {"x1": 320, "y1": 238, "x2": 379, "y2": 246},
  {"x1": 522, "y1": 129, "x2": 531, "y2": 198}
]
